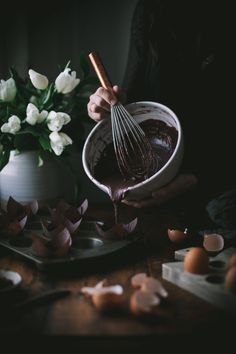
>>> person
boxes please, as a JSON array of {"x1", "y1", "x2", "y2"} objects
[{"x1": 87, "y1": 0, "x2": 234, "y2": 208}]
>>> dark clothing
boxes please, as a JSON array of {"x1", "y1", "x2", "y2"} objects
[{"x1": 124, "y1": 0, "x2": 235, "y2": 200}]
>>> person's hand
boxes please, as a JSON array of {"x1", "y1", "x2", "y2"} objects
[
  {"x1": 87, "y1": 85, "x2": 126, "y2": 122},
  {"x1": 122, "y1": 174, "x2": 198, "y2": 208}
]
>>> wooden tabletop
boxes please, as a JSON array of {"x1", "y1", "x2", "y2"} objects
[{"x1": 0, "y1": 198, "x2": 235, "y2": 349}]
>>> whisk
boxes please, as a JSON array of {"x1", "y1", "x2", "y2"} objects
[{"x1": 89, "y1": 52, "x2": 157, "y2": 180}]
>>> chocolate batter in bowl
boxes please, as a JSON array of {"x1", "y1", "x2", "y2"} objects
[{"x1": 82, "y1": 101, "x2": 184, "y2": 204}]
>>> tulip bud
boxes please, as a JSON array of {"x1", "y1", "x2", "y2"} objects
[
  {"x1": 29, "y1": 69, "x2": 49, "y2": 90},
  {"x1": 0, "y1": 78, "x2": 17, "y2": 102},
  {"x1": 47, "y1": 111, "x2": 71, "y2": 132},
  {"x1": 1, "y1": 115, "x2": 21, "y2": 134},
  {"x1": 49, "y1": 131, "x2": 72, "y2": 155},
  {"x1": 55, "y1": 68, "x2": 80, "y2": 94},
  {"x1": 25, "y1": 103, "x2": 48, "y2": 125}
]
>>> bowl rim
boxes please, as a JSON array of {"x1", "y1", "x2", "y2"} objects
[{"x1": 82, "y1": 100, "x2": 183, "y2": 194}]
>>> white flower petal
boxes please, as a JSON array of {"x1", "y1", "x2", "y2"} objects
[
  {"x1": 1, "y1": 123, "x2": 10, "y2": 133},
  {"x1": 26, "y1": 103, "x2": 47, "y2": 125},
  {"x1": 49, "y1": 131, "x2": 72, "y2": 156},
  {"x1": 29, "y1": 69, "x2": 48, "y2": 90},
  {"x1": 47, "y1": 111, "x2": 71, "y2": 131},
  {"x1": 26, "y1": 103, "x2": 38, "y2": 115},
  {"x1": 59, "y1": 132, "x2": 73, "y2": 146},
  {"x1": 57, "y1": 112, "x2": 71, "y2": 125},
  {"x1": 0, "y1": 78, "x2": 17, "y2": 102},
  {"x1": 55, "y1": 68, "x2": 80, "y2": 94},
  {"x1": 37, "y1": 110, "x2": 48, "y2": 123},
  {"x1": 1, "y1": 115, "x2": 21, "y2": 134}
]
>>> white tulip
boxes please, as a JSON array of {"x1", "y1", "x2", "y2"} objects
[
  {"x1": 26, "y1": 103, "x2": 48, "y2": 125},
  {"x1": 1, "y1": 115, "x2": 21, "y2": 134},
  {"x1": 29, "y1": 69, "x2": 49, "y2": 90},
  {"x1": 47, "y1": 111, "x2": 71, "y2": 132},
  {"x1": 0, "y1": 78, "x2": 17, "y2": 102},
  {"x1": 55, "y1": 68, "x2": 80, "y2": 94},
  {"x1": 49, "y1": 131, "x2": 72, "y2": 156}
]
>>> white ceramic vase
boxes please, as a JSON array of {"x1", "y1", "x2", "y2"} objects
[{"x1": 0, "y1": 150, "x2": 76, "y2": 209}]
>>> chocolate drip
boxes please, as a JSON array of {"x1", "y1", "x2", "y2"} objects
[{"x1": 94, "y1": 119, "x2": 178, "y2": 222}]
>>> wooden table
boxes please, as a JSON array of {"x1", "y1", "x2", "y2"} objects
[{"x1": 0, "y1": 198, "x2": 235, "y2": 350}]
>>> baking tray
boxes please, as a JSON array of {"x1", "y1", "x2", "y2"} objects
[{"x1": 0, "y1": 217, "x2": 142, "y2": 271}]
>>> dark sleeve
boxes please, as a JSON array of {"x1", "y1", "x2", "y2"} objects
[
  {"x1": 123, "y1": 0, "x2": 161, "y2": 102},
  {"x1": 124, "y1": 0, "x2": 236, "y2": 200}
]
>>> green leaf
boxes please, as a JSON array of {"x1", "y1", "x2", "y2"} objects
[
  {"x1": 79, "y1": 53, "x2": 90, "y2": 78},
  {"x1": 16, "y1": 126, "x2": 41, "y2": 137},
  {"x1": 39, "y1": 135, "x2": 51, "y2": 151},
  {"x1": 0, "y1": 149, "x2": 10, "y2": 171},
  {"x1": 42, "y1": 83, "x2": 55, "y2": 106},
  {"x1": 9, "y1": 67, "x2": 25, "y2": 85},
  {"x1": 65, "y1": 60, "x2": 71, "y2": 70}
]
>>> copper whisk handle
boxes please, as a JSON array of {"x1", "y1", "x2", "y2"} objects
[{"x1": 89, "y1": 51, "x2": 113, "y2": 90}]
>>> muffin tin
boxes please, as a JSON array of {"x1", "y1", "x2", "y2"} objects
[{"x1": 0, "y1": 216, "x2": 142, "y2": 271}]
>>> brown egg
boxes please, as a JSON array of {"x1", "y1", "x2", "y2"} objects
[
  {"x1": 168, "y1": 228, "x2": 188, "y2": 243},
  {"x1": 225, "y1": 267, "x2": 236, "y2": 293},
  {"x1": 228, "y1": 254, "x2": 236, "y2": 269},
  {"x1": 184, "y1": 247, "x2": 209, "y2": 274}
]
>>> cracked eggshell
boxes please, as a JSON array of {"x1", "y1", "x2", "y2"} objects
[
  {"x1": 130, "y1": 290, "x2": 160, "y2": 316},
  {"x1": 131, "y1": 273, "x2": 148, "y2": 288},
  {"x1": 168, "y1": 228, "x2": 188, "y2": 243},
  {"x1": 92, "y1": 285, "x2": 124, "y2": 312},
  {"x1": 141, "y1": 277, "x2": 168, "y2": 298},
  {"x1": 81, "y1": 279, "x2": 108, "y2": 297},
  {"x1": 203, "y1": 233, "x2": 224, "y2": 253}
]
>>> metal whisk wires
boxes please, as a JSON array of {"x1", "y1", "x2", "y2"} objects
[
  {"x1": 89, "y1": 51, "x2": 157, "y2": 180},
  {"x1": 111, "y1": 103, "x2": 157, "y2": 179}
]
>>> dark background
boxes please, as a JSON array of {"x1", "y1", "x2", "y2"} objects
[
  {"x1": 0, "y1": 0, "x2": 138, "y2": 84},
  {"x1": 0, "y1": 0, "x2": 138, "y2": 205}
]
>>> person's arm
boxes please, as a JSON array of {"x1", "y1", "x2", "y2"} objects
[{"x1": 122, "y1": 174, "x2": 198, "y2": 208}]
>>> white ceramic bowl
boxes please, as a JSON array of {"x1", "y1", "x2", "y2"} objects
[{"x1": 82, "y1": 101, "x2": 184, "y2": 201}]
